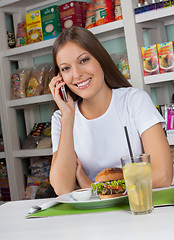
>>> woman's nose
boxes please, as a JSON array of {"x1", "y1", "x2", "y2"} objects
[{"x1": 72, "y1": 65, "x2": 83, "y2": 79}]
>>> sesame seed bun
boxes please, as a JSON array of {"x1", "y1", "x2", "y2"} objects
[{"x1": 95, "y1": 167, "x2": 123, "y2": 182}]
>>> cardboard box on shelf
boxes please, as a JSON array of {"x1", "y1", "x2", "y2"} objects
[
  {"x1": 26, "y1": 10, "x2": 43, "y2": 44},
  {"x1": 59, "y1": 1, "x2": 83, "y2": 30},
  {"x1": 41, "y1": 5, "x2": 62, "y2": 41}
]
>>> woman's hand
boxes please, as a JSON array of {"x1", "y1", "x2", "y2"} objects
[
  {"x1": 49, "y1": 73, "x2": 75, "y2": 119},
  {"x1": 76, "y1": 157, "x2": 93, "y2": 189}
]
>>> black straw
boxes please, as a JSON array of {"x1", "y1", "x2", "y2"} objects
[{"x1": 124, "y1": 126, "x2": 134, "y2": 163}]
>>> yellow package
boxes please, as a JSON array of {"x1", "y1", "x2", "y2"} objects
[{"x1": 26, "y1": 10, "x2": 43, "y2": 44}]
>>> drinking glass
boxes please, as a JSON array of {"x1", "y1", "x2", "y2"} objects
[{"x1": 121, "y1": 154, "x2": 153, "y2": 215}]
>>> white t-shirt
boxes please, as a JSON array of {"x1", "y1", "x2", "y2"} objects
[{"x1": 51, "y1": 87, "x2": 165, "y2": 181}]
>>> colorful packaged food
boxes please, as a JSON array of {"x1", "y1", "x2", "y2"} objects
[
  {"x1": 11, "y1": 68, "x2": 31, "y2": 99},
  {"x1": 85, "y1": 3, "x2": 95, "y2": 29},
  {"x1": 81, "y1": 2, "x2": 88, "y2": 27},
  {"x1": 26, "y1": 10, "x2": 43, "y2": 44},
  {"x1": 121, "y1": 57, "x2": 130, "y2": 79},
  {"x1": 26, "y1": 64, "x2": 49, "y2": 97},
  {"x1": 16, "y1": 22, "x2": 27, "y2": 47},
  {"x1": 59, "y1": 1, "x2": 83, "y2": 30},
  {"x1": 165, "y1": 104, "x2": 174, "y2": 130},
  {"x1": 141, "y1": 44, "x2": 159, "y2": 76},
  {"x1": 94, "y1": 0, "x2": 114, "y2": 26},
  {"x1": 114, "y1": 0, "x2": 123, "y2": 20},
  {"x1": 157, "y1": 41, "x2": 174, "y2": 73},
  {"x1": 41, "y1": 5, "x2": 62, "y2": 41}
]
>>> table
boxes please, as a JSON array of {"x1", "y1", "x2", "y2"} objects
[{"x1": 0, "y1": 196, "x2": 173, "y2": 240}]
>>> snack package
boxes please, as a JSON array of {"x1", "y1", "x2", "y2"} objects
[
  {"x1": 81, "y1": 2, "x2": 87, "y2": 27},
  {"x1": 121, "y1": 57, "x2": 130, "y2": 79},
  {"x1": 16, "y1": 22, "x2": 28, "y2": 47},
  {"x1": 41, "y1": 5, "x2": 62, "y2": 41},
  {"x1": 141, "y1": 44, "x2": 159, "y2": 76},
  {"x1": 11, "y1": 68, "x2": 31, "y2": 99},
  {"x1": 35, "y1": 180, "x2": 57, "y2": 199},
  {"x1": 26, "y1": 64, "x2": 49, "y2": 97},
  {"x1": 59, "y1": 1, "x2": 83, "y2": 30},
  {"x1": 94, "y1": 0, "x2": 114, "y2": 26},
  {"x1": 26, "y1": 10, "x2": 43, "y2": 44},
  {"x1": 114, "y1": 0, "x2": 123, "y2": 20},
  {"x1": 157, "y1": 41, "x2": 174, "y2": 74},
  {"x1": 85, "y1": 3, "x2": 95, "y2": 29},
  {"x1": 25, "y1": 176, "x2": 41, "y2": 199},
  {"x1": 43, "y1": 65, "x2": 54, "y2": 94},
  {"x1": 22, "y1": 122, "x2": 51, "y2": 149}
]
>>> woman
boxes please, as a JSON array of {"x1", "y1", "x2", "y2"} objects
[{"x1": 49, "y1": 26, "x2": 173, "y2": 196}]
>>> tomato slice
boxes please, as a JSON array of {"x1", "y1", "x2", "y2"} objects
[{"x1": 106, "y1": 185, "x2": 122, "y2": 190}]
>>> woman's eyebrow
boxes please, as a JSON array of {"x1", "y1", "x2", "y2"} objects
[
  {"x1": 59, "y1": 53, "x2": 89, "y2": 66},
  {"x1": 77, "y1": 52, "x2": 88, "y2": 59}
]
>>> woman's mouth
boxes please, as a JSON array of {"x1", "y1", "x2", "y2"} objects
[{"x1": 75, "y1": 78, "x2": 91, "y2": 89}]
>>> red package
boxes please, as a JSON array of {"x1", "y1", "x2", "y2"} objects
[
  {"x1": 85, "y1": 3, "x2": 95, "y2": 29},
  {"x1": 59, "y1": 1, "x2": 83, "y2": 30},
  {"x1": 94, "y1": 0, "x2": 114, "y2": 26}
]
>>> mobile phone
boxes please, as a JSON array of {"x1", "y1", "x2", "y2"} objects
[{"x1": 59, "y1": 73, "x2": 68, "y2": 102}]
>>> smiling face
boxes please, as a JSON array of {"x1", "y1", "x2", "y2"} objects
[{"x1": 56, "y1": 41, "x2": 109, "y2": 101}]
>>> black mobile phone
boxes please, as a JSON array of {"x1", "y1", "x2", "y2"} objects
[{"x1": 59, "y1": 73, "x2": 68, "y2": 102}]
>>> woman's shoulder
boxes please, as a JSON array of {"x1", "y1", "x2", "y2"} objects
[{"x1": 113, "y1": 87, "x2": 147, "y2": 100}]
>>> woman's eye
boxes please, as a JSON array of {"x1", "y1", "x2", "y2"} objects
[
  {"x1": 80, "y1": 57, "x2": 90, "y2": 64},
  {"x1": 61, "y1": 67, "x2": 70, "y2": 72}
]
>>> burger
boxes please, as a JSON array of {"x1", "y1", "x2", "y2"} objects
[{"x1": 91, "y1": 167, "x2": 126, "y2": 199}]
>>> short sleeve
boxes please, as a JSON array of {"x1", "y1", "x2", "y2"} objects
[
  {"x1": 128, "y1": 88, "x2": 165, "y2": 135},
  {"x1": 51, "y1": 110, "x2": 62, "y2": 153}
]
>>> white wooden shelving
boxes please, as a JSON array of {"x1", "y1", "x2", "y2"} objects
[
  {"x1": 135, "y1": 5, "x2": 174, "y2": 23},
  {"x1": 144, "y1": 72, "x2": 174, "y2": 85},
  {"x1": 8, "y1": 94, "x2": 53, "y2": 108},
  {"x1": 0, "y1": 152, "x2": 5, "y2": 159},
  {"x1": 0, "y1": 0, "x2": 173, "y2": 201}
]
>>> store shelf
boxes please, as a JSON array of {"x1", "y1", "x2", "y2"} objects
[
  {"x1": 144, "y1": 72, "x2": 174, "y2": 84},
  {"x1": 89, "y1": 20, "x2": 124, "y2": 35},
  {"x1": 0, "y1": 0, "x2": 59, "y2": 9},
  {"x1": 136, "y1": 6, "x2": 174, "y2": 24},
  {"x1": 2, "y1": 20, "x2": 124, "y2": 57},
  {"x1": 2, "y1": 38, "x2": 56, "y2": 57},
  {"x1": 8, "y1": 94, "x2": 53, "y2": 108},
  {"x1": 13, "y1": 148, "x2": 52, "y2": 158},
  {"x1": 0, "y1": 152, "x2": 5, "y2": 159}
]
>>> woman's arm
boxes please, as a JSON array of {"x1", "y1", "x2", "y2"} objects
[
  {"x1": 49, "y1": 74, "x2": 77, "y2": 195},
  {"x1": 141, "y1": 122, "x2": 173, "y2": 188},
  {"x1": 50, "y1": 118, "x2": 77, "y2": 196}
]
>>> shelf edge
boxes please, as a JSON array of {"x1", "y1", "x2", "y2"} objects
[{"x1": 13, "y1": 148, "x2": 52, "y2": 157}]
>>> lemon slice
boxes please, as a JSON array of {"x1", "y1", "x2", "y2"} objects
[{"x1": 128, "y1": 185, "x2": 139, "y2": 206}]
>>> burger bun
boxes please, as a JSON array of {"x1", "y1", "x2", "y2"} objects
[{"x1": 96, "y1": 167, "x2": 123, "y2": 182}]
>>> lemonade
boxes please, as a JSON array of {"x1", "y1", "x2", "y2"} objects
[{"x1": 122, "y1": 160, "x2": 153, "y2": 215}]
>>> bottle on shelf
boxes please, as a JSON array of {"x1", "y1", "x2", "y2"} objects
[
  {"x1": 142, "y1": 1, "x2": 150, "y2": 12},
  {"x1": 134, "y1": 2, "x2": 143, "y2": 14},
  {"x1": 163, "y1": 0, "x2": 172, "y2": 8},
  {"x1": 156, "y1": 0, "x2": 164, "y2": 9},
  {"x1": 149, "y1": 0, "x2": 157, "y2": 11}
]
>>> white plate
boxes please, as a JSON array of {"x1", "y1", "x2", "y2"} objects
[{"x1": 56, "y1": 193, "x2": 128, "y2": 209}]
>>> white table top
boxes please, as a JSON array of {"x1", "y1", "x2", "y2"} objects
[{"x1": 0, "y1": 195, "x2": 174, "y2": 240}]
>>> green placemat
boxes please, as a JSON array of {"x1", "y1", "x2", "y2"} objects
[{"x1": 26, "y1": 187, "x2": 174, "y2": 218}]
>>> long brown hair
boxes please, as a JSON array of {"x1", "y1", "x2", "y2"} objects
[{"x1": 52, "y1": 26, "x2": 131, "y2": 102}]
